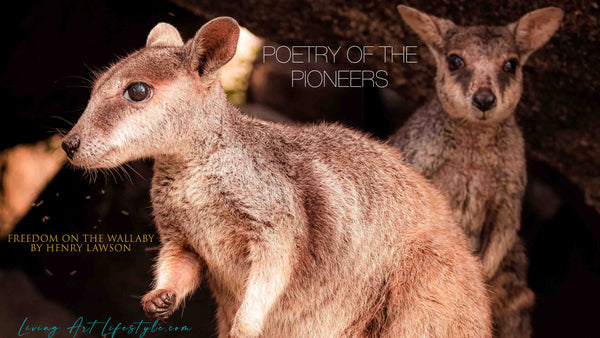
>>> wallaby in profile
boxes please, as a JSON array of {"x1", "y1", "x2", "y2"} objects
[
  {"x1": 390, "y1": 5, "x2": 563, "y2": 337},
  {"x1": 63, "y1": 17, "x2": 491, "y2": 337}
]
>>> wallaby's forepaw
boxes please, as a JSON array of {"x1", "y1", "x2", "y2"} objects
[{"x1": 141, "y1": 289, "x2": 177, "y2": 320}]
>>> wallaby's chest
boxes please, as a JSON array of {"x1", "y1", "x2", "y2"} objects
[
  {"x1": 412, "y1": 134, "x2": 523, "y2": 250},
  {"x1": 151, "y1": 165, "x2": 251, "y2": 295},
  {"x1": 431, "y1": 157, "x2": 495, "y2": 250}
]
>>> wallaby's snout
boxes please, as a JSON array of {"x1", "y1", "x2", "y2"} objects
[
  {"x1": 472, "y1": 88, "x2": 496, "y2": 116},
  {"x1": 62, "y1": 133, "x2": 80, "y2": 159}
]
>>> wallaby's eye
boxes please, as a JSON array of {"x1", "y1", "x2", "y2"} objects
[
  {"x1": 502, "y1": 58, "x2": 519, "y2": 74},
  {"x1": 447, "y1": 54, "x2": 465, "y2": 71},
  {"x1": 124, "y1": 82, "x2": 152, "y2": 102}
]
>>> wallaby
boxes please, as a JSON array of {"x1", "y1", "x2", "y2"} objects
[
  {"x1": 390, "y1": 5, "x2": 563, "y2": 337},
  {"x1": 62, "y1": 17, "x2": 491, "y2": 337}
]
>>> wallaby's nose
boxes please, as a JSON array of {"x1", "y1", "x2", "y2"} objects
[
  {"x1": 472, "y1": 88, "x2": 496, "y2": 112},
  {"x1": 62, "y1": 134, "x2": 81, "y2": 159}
]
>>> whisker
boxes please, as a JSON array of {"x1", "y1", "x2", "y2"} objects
[
  {"x1": 108, "y1": 168, "x2": 119, "y2": 184},
  {"x1": 55, "y1": 74, "x2": 95, "y2": 88},
  {"x1": 119, "y1": 165, "x2": 133, "y2": 184},
  {"x1": 99, "y1": 168, "x2": 110, "y2": 183},
  {"x1": 111, "y1": 167, "x2": 124, "y2": 182},
  {"x1": 124, "y1": 163, "x2": 147, "y2": 181},
  {"x1": 64, "y1": 85, "x2": 93, "y2": 89},
  {"x1": 39, "y1": 125, "x2": 67, "y2": 135},
  {"x1": 83, "y1": 62, "x2": 103, "y2": 81}
]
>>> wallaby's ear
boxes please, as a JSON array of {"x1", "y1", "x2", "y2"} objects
[
  {"x1": 146, "y1": 23, "x2": 184, "y2": 48},
  {"x1": 189, "y1": 17, "x2": 240, "y2": 74},
  {"x1": 397, "y1": 5, "x2": 456, "y2": 54},
  {"x1": 507, "y1": 7, "x2": 563, "y2": 63}
]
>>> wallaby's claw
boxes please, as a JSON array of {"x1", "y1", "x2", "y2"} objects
[{"x1": 141, "y1": 289, "x2": 177, "y2": 320}]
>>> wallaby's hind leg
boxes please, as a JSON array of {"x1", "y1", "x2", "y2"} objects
[
  {"x1": 380, "y1": 236, "x2": 492, "y2": 338},
  {"x1": 489, "y1": 239, "x2": 534, "y2": 338}
]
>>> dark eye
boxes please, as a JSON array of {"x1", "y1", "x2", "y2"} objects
[
  {"x1": 502, "y1": 58, "x2": 519, "y2": 74},
  {"x1": 124, "y1": 82, "x2": 152, "y2": 102},
  {"x1": 447, "y1": 54, "x2": 465, "y2": 71}
]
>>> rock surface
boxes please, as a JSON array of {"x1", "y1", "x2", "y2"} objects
[{"x1": 172, "y1": 0, "x2": 600, "y2": 213}]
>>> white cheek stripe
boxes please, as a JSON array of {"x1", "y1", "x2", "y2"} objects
[{"x1": 108, "y1": 105, "x2": 164, "y2": 149}]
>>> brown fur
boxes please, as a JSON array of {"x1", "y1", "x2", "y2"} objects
[
  {"x1": 64, "y1": 17, "x2": 491, "y2": 337},
  {"x1": 390, "y1": 5, "x2": 563, "y2": 337}
]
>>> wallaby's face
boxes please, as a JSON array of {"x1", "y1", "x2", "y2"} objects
[
  {"x1": 397, "y1": 6, "x2": 563, "y2": 123},
  {"x1": 433, "y1": 26, "x2": 522, "y2": 122},
  {"x1": 62, "y1": 18, "x2": 240, "y2": 168}
]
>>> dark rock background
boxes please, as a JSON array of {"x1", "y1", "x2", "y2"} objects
[{"x1": 0, "y1": 0, "x2": 598, "y2": 337}]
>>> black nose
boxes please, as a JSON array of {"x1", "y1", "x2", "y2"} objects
[
  {"x1": 62, "y1": 134, "x2": 81, "y2": 159},
  {"x1": 472, "y1": 88, "x2": 496, "y2": 112}
]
